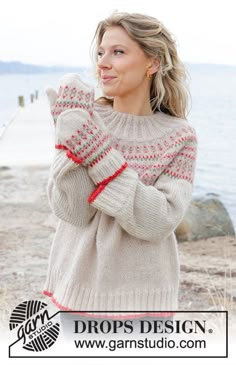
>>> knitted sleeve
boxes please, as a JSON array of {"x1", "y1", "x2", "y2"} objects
[
  {"x1": 47, "y1": 149, "x2": 97, "y2": 226},
  {"x1": 87, "y1": 129, "x2": 197, "y2": 242}
]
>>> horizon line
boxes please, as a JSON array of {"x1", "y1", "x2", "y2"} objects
[{"x1": 1, "y1": 60, "x2": 236, "y2": 69}]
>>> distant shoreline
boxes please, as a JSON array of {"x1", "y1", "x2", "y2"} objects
[
  {"x1": 0, "y1": 61, "x2": 87, "y2": 75},
  {"x1": 1, "y1": 60, "x2": 236, "y2": 75}
]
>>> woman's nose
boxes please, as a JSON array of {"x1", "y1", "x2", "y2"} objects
[{"x1": 97, "y1": 54, "x2": 112, "y2": 70}]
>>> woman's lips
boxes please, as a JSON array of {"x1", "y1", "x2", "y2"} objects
[{"x1": 101, "y1": 76, "x2": 116, "y2": 84}]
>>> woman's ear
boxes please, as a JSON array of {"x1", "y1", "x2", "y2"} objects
[{"x1": 150, "y1": 59, "x2": 160, "y2": 74}]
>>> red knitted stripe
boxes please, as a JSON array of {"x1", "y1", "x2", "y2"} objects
[
  {"x1": 88, "y1": 162, "x2": 128, "y2": 204},
  {"x1": 42, "y1": 290, "x2": 53, "y2": 297},
  {"x1": 88, "y1": 183, "x2": 106, "y2": 204},
  {"x1": 55, "y1": 144, "x2": 68, "y2": 150},
  {"x1": 66, "y1": 150, "x2": 83, "y2": 164}
]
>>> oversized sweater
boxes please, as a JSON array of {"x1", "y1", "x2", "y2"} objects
[{"x1": 43, "y1": 102, "x2": 197, "y2": 314}]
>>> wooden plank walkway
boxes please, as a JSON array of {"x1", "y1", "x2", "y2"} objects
[{"x1": 0, "y1": 99, "x2": 54, "y2": 166}]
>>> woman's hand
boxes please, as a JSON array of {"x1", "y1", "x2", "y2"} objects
[
  {"x1": 46, "y1": 73, "x2": 95, "y2": 148},
  {"x1": 56, "y1": 109, "x2": 128, "y2": 185},
  {"x1": 56, "y1": 109, "x2": 111, "y2": 167}
]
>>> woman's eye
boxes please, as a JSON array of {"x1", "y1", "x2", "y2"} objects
[
  {"x1": 97, "y1": 49, "x2": 124, "y2": 58},
  {"x1": 114, "y1": 49, "x2": 124, "y2": 55}
]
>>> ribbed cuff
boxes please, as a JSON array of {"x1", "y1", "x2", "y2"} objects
[
  {"x1": 88, "y1": 148, "x2": 127, "y2": 185},
  {"x1": 88, "y1": 162, "x2": 128, "y2": 204}
]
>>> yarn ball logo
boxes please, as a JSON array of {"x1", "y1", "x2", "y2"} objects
[{"x1": 9, "y1": 300, "x2": 60, "y2": 352}]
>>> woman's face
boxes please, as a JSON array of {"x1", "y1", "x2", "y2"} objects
[{"x1": 97, "y1": 26, "x2": 152, "y2": 99}]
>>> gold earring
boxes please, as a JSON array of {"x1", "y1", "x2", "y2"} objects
[{"x1": 146, "y1": 70, "x2": 152, "y2": 80}]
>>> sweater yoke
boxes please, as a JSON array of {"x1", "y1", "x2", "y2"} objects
[{"x1": 94, "y1": 103, "x2": 197, "y2": 186}]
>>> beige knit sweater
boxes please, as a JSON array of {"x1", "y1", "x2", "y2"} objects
[{"x1": 43, "y1": 102, "x2": 197, "y2": 313}]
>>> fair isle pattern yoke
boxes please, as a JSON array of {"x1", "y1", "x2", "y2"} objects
[
  {"x1": 107, "y1": 126, "x2": 196, "y2": 185},
  {"x1": 87, "y1": 124, "x2": 196, "y2": 204},
  {"x1": 86, "y1": 104, "x2": 197, "y2": 204}
]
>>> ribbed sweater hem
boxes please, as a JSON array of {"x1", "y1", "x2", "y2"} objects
[
  {"x1": 42, "y1": 272, "x2": 178, "y2": 314},
  {"x1": 42, "y1": 290, "x2": 175, "y2": 319}
]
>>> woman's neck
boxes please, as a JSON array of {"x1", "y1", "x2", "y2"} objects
[{"x1": 113, "y1": 95, "x2": 153, "y2": 116}]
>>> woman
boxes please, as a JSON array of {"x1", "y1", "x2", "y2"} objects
[{"x1": 43, "y1": 12, "x2": 197, "y2": 337}]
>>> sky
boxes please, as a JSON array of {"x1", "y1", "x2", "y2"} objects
[{"x1": 0, "y1": 0, "x2": 236, "y2": 67}]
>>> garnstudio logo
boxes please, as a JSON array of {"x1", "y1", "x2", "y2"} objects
[{"x1": 9, "y1": 300, "x2": 60, "y2": 352}]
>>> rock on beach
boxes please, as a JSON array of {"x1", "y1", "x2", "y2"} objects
[{"x1": 176, "y1": 196, "x2": 235, "y2": 242}]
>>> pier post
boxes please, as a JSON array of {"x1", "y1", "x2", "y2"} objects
[{"x1": 18, "y1": 96, "x2": 25, "y2": 107}]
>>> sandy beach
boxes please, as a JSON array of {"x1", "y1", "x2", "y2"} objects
[{"x1": 0, "y1": 101, "x2": 236, "y2": 342}]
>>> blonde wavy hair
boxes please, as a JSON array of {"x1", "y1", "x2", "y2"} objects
[{"x1": 91, "y1": 12, "x2": 190, "y2": 119}]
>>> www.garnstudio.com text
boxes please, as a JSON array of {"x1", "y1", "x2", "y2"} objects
[{"x1": 73, "y1": 337, "x2": 206, "y2": 351}]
